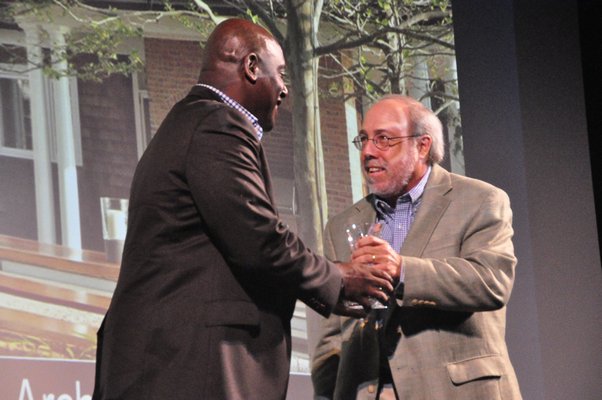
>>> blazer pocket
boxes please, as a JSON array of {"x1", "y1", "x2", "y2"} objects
[
  {"x1": 203, "y1": 300, "x2": 260, "y2": 327},
  {"x1": 446, "y1": 354, "x2": 504, "y2": 385}
]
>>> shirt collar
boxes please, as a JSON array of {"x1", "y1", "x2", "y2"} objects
[
  {"x1": 197, "y1": 84, "x2": 264, "y2": 140},
  {"x1": 373, "y1": 165, "x2": 432, "y2": 214}
]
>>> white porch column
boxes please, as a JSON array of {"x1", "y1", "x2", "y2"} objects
[
  {"x1": 22, "y1": 25, "x2": 57, "y2": 244},
  {"x1": 344, "y1": 99, "x2": 364, "y2": 203},
  {"x1": 51, "y1": 27, "x2": 82, "y2": 249}
]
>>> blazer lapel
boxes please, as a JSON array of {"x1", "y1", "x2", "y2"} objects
[
  {"x1": 383, "y1": 165, "x2": 452, "y2": 327},
  {"x1": 400, "y1": 164, "x2": 452, "y2": 258},
  {"x1": 353, "y1": 197, "x2": 378, "y2": 227}
]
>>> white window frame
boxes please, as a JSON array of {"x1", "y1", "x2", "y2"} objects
[
  {"x1": 0, "y1": 67, "x2": 34, "y2": 159},
  {"x1": 0, "y1": 55, "x2": 83, "y2": 165},
  {"x1": 132, "y1": 71, "x2": 152, "y2": 159}
]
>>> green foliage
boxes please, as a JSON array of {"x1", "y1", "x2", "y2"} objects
[
  {"x1": 433, "y1": 0, "x2": 450, "y2": 11},
  {"x1": 163, "y1": 1, "x2": 216, "y2": 39},
  {"x1": 0, "y1": 1, "x2": 144, "y2": 81},
  {"x1": 0, "y1": 0, "x2": 212, "y2": 81},
  {"x1": 318, "y1": 0, "x2": 456, "y2": 106},
  {"x1": 62, "y1": 19, "x2": 144, "y2": 81},
  {"x1": 246, "y1": 8, "x2": 260, "y2": 25},
  {"x1": 2, "y1": 0, "x2": 458, "y2": 110}
]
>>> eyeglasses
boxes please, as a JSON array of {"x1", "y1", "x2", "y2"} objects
[{"x1": 351, "y1": 133, "x2": 421, "y2": 150}]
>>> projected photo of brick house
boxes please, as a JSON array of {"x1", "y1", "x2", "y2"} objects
[{"x1": 0, "y1": 10, "x2": 359, "y2": 372}]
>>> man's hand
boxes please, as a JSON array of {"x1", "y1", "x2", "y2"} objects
[
  {"x1": 352, "y1": 236, "x2": 402, "y2": 282},
  {"x1": 334, "y1": 261, "x2": 393, "y2": 315}
]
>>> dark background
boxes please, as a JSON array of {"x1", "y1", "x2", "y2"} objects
[{"x1": 452, "y1": 0, "x2": 602, "y2": 399}]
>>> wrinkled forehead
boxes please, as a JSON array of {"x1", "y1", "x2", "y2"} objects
[{"x1": 362, "y1": 100, "x2": 410, "y2": 133}]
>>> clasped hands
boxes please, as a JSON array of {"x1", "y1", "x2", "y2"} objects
[{"x1": 334, "y1": 235, "x2": 402, "y2": 317}]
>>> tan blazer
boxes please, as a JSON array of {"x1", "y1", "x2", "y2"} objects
[{"x1": 312, "y1": 165, "x2": 522, "y2": 400}]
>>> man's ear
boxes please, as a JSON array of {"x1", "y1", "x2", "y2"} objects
[
  {"x1": 244, "y1": 53, "x2": 259, "y2": 83},
  {"x1": 418, "y1": 135, "x2": 432, "y2": 160}
]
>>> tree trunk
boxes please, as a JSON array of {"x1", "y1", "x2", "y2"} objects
[{"x1": 284, "y1": 0, "x2": 327, "y2": 253}]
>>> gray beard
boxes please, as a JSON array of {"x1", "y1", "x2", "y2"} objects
[{"x1": 367, "y1": 151, "x2": 416, "y2": 199}]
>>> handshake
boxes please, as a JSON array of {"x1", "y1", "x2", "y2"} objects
[
  {"x1": 334, "y1": 261, "x2": 393, "y2": 317},
  {"x1": 332, "y1": 231, "x2": 403, "y2": 318}
]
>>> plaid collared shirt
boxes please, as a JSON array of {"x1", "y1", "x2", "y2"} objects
[
  {"x1": 373, "y1": 166, "x2": 432, "y2": 282},
  {"x1": 197, "y1": 84, "x2": 264, "y2": 140}
]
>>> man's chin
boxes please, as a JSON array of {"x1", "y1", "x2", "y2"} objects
[
  {"x1": 369, "y1": 184, "x2": 399, "y2": 200},
  {"x1": 261, "y1": 118, "x2": 275, "y2": 132},
  {"x1": 368, "y1": 185, "x2": 386, "y2": 198}
]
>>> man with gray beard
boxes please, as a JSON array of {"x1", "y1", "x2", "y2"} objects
[{"x1": 311, "y1": 95, "x2": 522, "y2": 399}]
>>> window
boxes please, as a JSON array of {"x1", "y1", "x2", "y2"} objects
[
  {"x1": 133, "y1": 71, "x2": 153, "y2": 159},
  {"x1": 0, "y1": 74, "x2": 33, "y2": 158},
  {"x1": 135, "y1": 89, "x2": 152, "y2": 158},
  {"x1": 1, "y1": 37, "x2": 83, "y2": 163}
]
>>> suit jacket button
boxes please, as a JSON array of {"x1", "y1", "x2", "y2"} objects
[{"x1": 368, "y1": 384, "x2": 376, "y2": 393}]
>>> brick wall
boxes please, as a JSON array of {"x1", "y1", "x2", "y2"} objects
[
  {"x1": 77, "y1": 72, "x2": 138, "y2": 250},
  {"x1": 144, "y1": 39, "x2": 202, "y2": 132},
  {"x1": 319, "y1": 56, "x2": 356, "y2": 219}
]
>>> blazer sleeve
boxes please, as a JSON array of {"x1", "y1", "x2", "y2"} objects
[
  {"x1": 185, "y1": 106, "x2": 342, "y2": 316},
  {"x1": 401, "y1": 186, "x2": 517, "y2": 312}
]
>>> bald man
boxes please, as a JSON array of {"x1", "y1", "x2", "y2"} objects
[{"x1": 92, "y1": 18, "x2": 392, "y2": 400}]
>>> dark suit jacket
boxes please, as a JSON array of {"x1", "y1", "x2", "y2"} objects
[
  {"x1": 93, "y1": 86, "x2": 342, "y2": 400},
  {"x1": 312, "y1": 165, "x2": 522, "y2": 400}
]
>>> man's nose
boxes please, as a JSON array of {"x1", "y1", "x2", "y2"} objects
[
  {"x1": 280, "y1": 85, "x2": 288, "y2": 98},
  {"x1": 362, "y1": 137, "x2": 380, "y2": 155}
]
